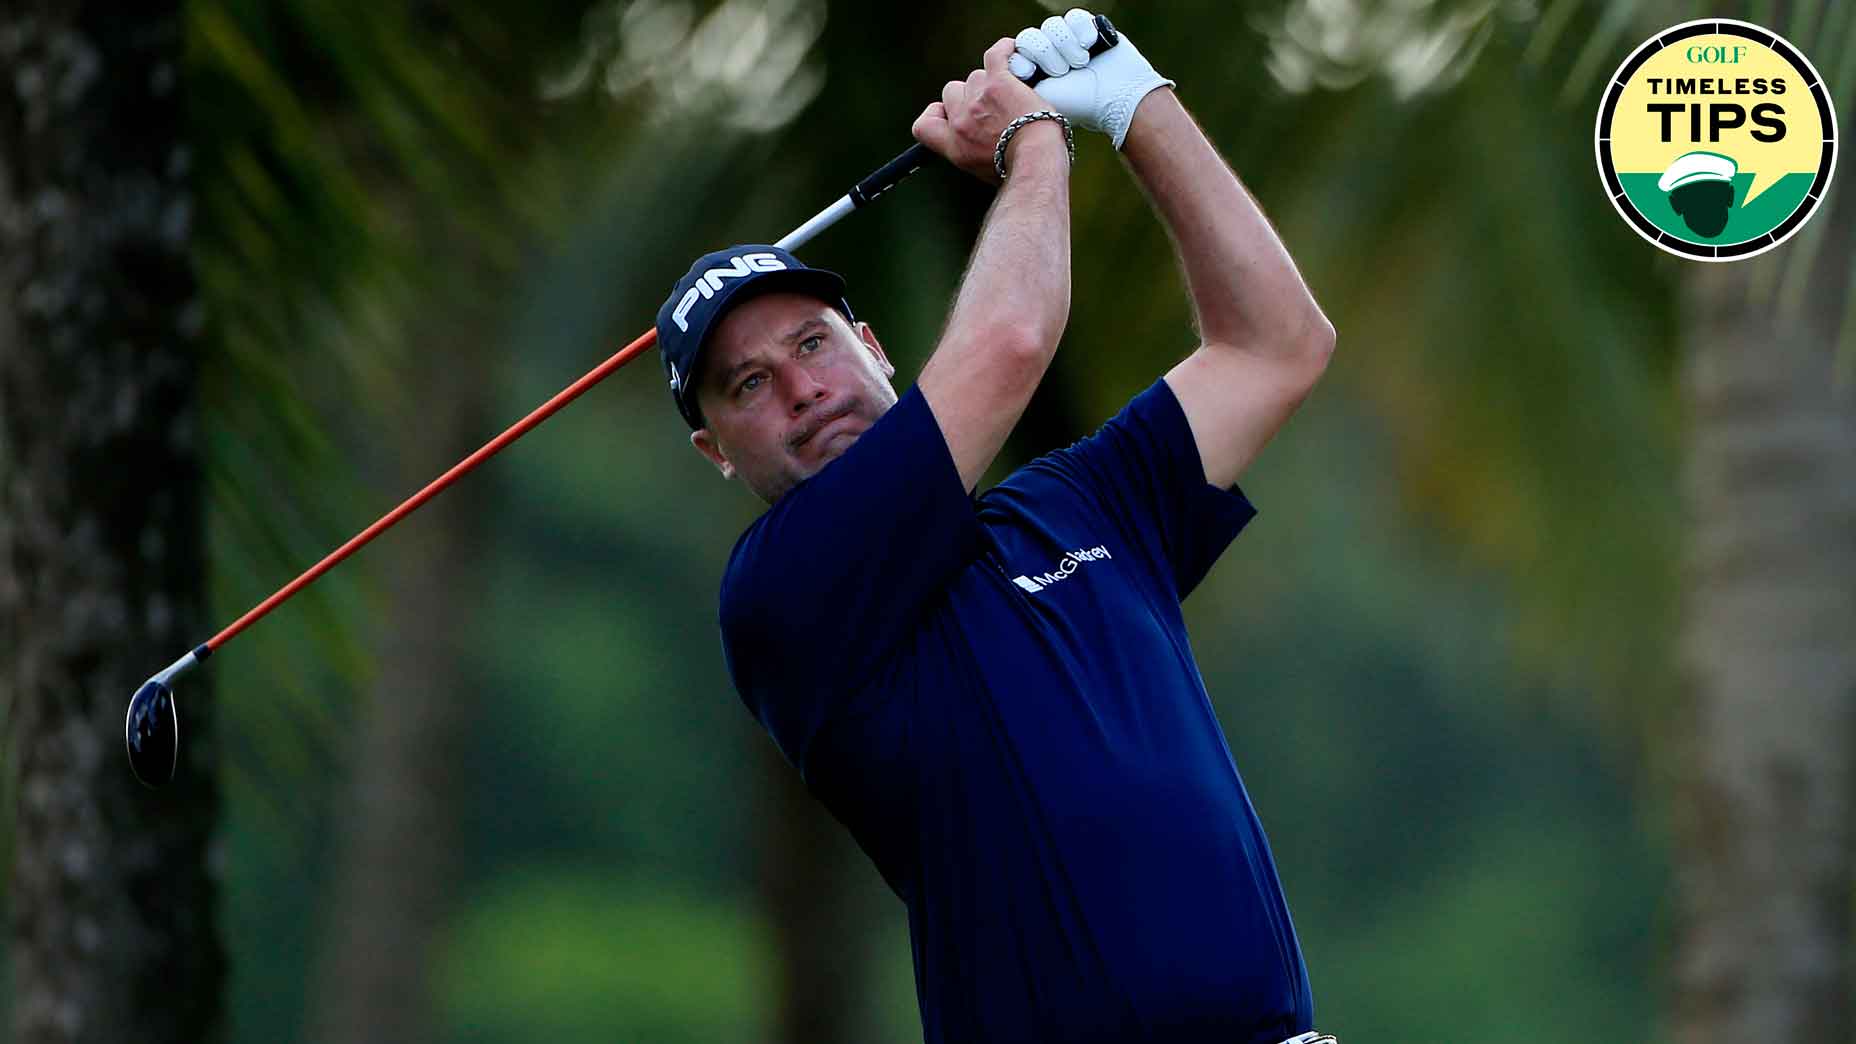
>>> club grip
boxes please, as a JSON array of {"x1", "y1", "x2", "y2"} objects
[
  {"x1": 850, "y1": 142, "x2": 934, "y2": 207},
  {"x1": 844, "y1": 16, "x2": 1121, "y2": 211},
  {"x1": 1019, "y1": 14, "x2": 1119, "y2": 86}
]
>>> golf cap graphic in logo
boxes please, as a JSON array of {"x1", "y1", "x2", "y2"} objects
[{"x1": 1595, "y1": 19, "x2": 1837, "y2": 261}]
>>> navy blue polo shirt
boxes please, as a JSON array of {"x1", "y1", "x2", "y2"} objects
[{"x1": 719, "y1": 379, "x2": 1313, "y2": 1044}]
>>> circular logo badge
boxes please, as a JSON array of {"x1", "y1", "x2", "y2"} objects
[{"x1": 1596, "y1": 19, "x2": 1837, "y2": 261}]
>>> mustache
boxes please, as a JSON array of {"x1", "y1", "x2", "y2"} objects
[{"x1": 788, "y1": 398, "x2": 858, "y2": 449}]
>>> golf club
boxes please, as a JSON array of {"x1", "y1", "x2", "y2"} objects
[{"x1": 126, "y1": 14, "x2": 1120, "y2": 786}]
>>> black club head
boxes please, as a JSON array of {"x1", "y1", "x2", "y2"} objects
[{"x1": 125, "y1": 678, "x2": 179, "y2": 787}]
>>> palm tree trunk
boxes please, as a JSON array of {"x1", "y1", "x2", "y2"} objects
[
  {"x1": 759, "y1": 741, "x2": 868, "y2": 1044},
  {"x1": 303, "y1": 304, "x2": 491, "y2": 1044},
  {"x1": 1670, "y1": 207, "x2": 1856, "y2": 1040},
  {"x1": 0, "y1": 3, "x2": 225, "y2": 1042}
]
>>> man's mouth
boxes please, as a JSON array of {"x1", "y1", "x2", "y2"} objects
[{"x1": 790, "y1": 400, "x2": 857, "y2": 450}]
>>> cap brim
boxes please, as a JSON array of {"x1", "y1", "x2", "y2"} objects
[{"x1": 1660, "y1": 170, "x2": 1733, "y2": 191}]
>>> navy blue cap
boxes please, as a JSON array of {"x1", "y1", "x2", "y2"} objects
[{"x1": 656, "y1": 244, "x2": 853, "y2": 429}]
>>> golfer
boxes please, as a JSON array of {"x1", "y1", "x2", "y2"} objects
[{"x1": 657, "y1": 11, "x2": 1336, "y2": 1043}]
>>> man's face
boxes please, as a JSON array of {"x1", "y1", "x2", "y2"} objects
[{"x1": 690, "y1": 291, "x2": 899, "y2": 503}]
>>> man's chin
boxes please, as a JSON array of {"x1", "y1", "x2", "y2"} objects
[
  {"x1": 824, "y1": 425, "x2": 866, "y2": 456},
  {"x1": 765, "y1": 427, "x2": 867, "y2": 504}
]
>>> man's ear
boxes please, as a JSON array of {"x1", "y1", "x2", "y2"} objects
[
  {"x1": 691, "y1": 428, "x2": 735, "y2": 479},
  {"x1": 855, "y1": 320, "x2": 896, "y2": 379}
]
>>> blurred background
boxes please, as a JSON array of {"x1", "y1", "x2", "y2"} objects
[{"x1": 2, "y1": 0, "x2": 1851, "y2": 1042}]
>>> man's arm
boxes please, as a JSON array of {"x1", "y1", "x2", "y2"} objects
[
  {"x1": 1122, "y1": 89, "x2": 1335, "y2": 489},
  {"x1": 910, "y1": 39, "x2": 1072, "y2": 493}
]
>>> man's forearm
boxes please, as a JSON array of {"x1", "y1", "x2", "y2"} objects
[
  {"x1": 1122, "y1": 90, "x2": 1329, "y2": 355},
  {"x1": 943, "y1": 125, "x2": 1072, "y2": 361},
  {"x1": 917, "y1": 124, "x2": 1072, "y2": 490}
]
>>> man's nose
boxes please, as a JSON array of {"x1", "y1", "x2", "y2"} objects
[{"x1": 785, "y1": 367, "x2": 829, "y2": 413}]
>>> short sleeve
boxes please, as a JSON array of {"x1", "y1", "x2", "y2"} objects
[
  {"x1": 719, "y1": 385, "x2": 979, "y2": 770},
  {"x1": 1024, "y1": 379, "x2": 1256, "y2": 600}
]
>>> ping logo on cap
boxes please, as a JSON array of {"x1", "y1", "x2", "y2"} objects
[
  {"x1": 1595, "y1": 19, "x2": 1837, "y2": 261},
  {"x1": 670, "y1": 252, "x2": 789, "y2": 331}
]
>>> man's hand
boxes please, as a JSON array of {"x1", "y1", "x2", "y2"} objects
[
  {"x1": 1012, "y1": 9, "x2": 1174, "y2": 150},
  {"x1": 912, "y1": 38, "x2": 1066, "y2": 184}
]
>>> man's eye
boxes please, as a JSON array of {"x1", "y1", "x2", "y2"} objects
[
  {"x1": 737, "y1": 374, "x2": 764, "y2": 395},
  {"x1": 798, "y1": 335, "x2": 822, "y2": 353}
]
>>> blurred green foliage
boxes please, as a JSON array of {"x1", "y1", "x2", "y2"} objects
[
  {"x1": 39, "y1": 0, "x2": 1849, "y2": 1041},
  {"x1": 437, "y1": 866, "x2": 772, "y2": 1043}
]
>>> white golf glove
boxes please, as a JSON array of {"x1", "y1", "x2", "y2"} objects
[{"x1": 1008, "y1": 9, "x2": 1174, "y2": 150}]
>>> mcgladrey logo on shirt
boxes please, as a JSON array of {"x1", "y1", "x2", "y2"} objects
[{"x1": 1012, "y1": 545, "x2": 1113, "y2": 593}]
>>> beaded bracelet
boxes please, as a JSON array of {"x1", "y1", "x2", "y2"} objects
[{"x1": 993, "y1": 110, "x2": 1075, "y2": 181}]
